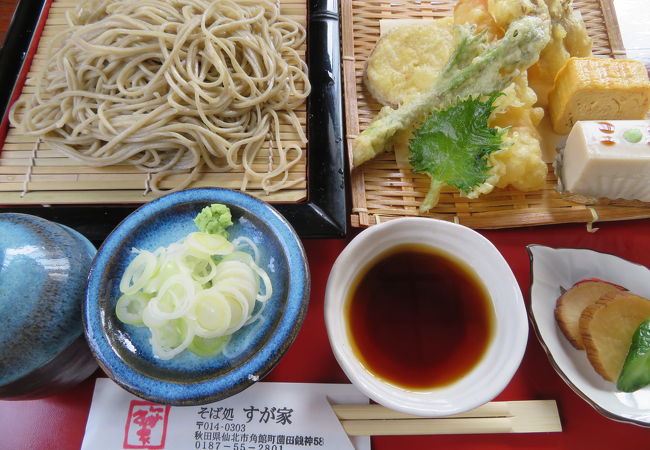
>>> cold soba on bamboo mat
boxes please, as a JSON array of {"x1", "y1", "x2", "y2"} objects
[{"x1": 2, "y1": 0, "x2": 310, "y2": 203}]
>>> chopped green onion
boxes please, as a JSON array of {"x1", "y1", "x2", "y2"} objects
[
  {"x1": 150, "y1": 318, "x2": 193, "y2": 360},
  {"x1": 116, "y1": 206, "x2": 274, "y2": 360},
  {"x1": 190, "y1": 289, "x2": 232, "y2": 338},
  {"x1": 186, "y1": 232, "x2": 234, "y2": 256},
  {"x1": 115, "y1": 292, "x2": 151, "y2": 325},
  {"x1": 120, "y1": 250, "x2": 158, "y2": 295},
  {"x1": 189, "y1": 335, "x2": 231, "y2": 358}
]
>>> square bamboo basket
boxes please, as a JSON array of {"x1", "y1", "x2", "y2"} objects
[
  {"x1": 343, "y1": 0, "x2": 650, "y2": 229},
  {"x1": 0, "y1": 0, "x2": 308, "y2": 205}
]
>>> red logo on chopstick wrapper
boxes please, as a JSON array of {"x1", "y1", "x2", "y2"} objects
[{"x1": 123, "y1": 400, "x2": 171, "y2": 449}]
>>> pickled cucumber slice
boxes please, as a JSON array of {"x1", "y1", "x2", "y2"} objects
[{"x1": 617, "y1": 318, "x2": 650, "y2": 392}]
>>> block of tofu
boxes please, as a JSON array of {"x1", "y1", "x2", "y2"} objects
[
  {"x1": 548, "y1": 58, "x2": 650, "y2": 135},
  {"x1": 559, "y1": 120, "x2": 650, "y2": 202}
]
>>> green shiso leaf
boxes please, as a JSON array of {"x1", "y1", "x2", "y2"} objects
[{"x1": 408, "y1": 93, "x2": 506, "y2": 212}]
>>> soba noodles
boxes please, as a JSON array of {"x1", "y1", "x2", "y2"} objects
[{"x1": 9, "y1": 0, "x2": 311, "y2": 193}]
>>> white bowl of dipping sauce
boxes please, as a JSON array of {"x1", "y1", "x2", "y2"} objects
[{"x1": 324, "y1": 217, "x2": 527, "y2": 417}]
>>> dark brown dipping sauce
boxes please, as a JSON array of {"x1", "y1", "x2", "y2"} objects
[{"x1": 346, "y1": 244, "x2": 494, "y2": 390}]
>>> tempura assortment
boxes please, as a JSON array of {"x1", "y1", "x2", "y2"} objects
[{"x1": 354, "y1": 0, "x2": 597, "y2": 212}]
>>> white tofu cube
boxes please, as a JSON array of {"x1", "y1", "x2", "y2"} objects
[{"x1": 560, "y1": 120, "x2": 650, "y2": 201}]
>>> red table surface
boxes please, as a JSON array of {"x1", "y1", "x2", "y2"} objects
[{"x1": 2, "y1": 219, "x2": 650, "y2": 449}]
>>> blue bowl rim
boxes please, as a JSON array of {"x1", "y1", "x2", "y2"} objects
[{"x1": 83, "y1": 188, "x2": 310, "y2": 405}]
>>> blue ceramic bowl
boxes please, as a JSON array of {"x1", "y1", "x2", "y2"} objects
[
  {"x1": 0, "y1": 213, "x2": 98, "y2": 399},
  {"x1": 84, "y1": 188, "x2": 310, "y2": 405}
]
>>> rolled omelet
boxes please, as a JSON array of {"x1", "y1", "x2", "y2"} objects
[
  {"x1": 549, "y1": 57, "x2": 650, "y2": 134},
  {"x1": 364, "y1": 18, "x2": 455, "y2": 107}
]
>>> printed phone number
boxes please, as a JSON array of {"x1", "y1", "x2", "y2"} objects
[{"x1": 196, "y1": 444, "x2": 285, "y2": 450}]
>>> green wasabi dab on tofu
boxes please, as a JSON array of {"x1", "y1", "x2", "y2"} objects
[
  {"x1": 617, "y1": 318, "x2": 650, "y2": 392},
  {"x1": 194, "y1": 204, "x2": 233, "y2": 238}
]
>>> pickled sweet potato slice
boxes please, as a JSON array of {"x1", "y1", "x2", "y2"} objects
[
  {"x1": 580, "y1": 291, "x2": 650, "y2": 382},
  {"x1": 555, "y1": 280, "x2": 624, "y2": 349}
]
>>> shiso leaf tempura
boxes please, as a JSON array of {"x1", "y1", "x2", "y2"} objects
[
  {"x1": 409, "y1": 94, "x2": 508, "y2": 212},
  {"x1": 115, "y1": 204, "x2": 272, "y2": 360}
]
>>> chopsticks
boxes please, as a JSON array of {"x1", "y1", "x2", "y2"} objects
[{"x1": 331, "y1": 400, "x2": 562, "y2": 436}]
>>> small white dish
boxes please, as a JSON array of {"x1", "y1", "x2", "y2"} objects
[
  {"x1": 324, "y1": 217, "x2": 528, "y2": 417},
  {"x1": 527, "y1": 245, "x2": 650, "y2": 427}
]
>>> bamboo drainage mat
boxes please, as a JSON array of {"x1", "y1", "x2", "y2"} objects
[
  {"x1": 0, "y1": 0, "x2": 308, "y2": 205},
  {"x1": 343, "y1": 0, "x2": 650, "y2": 229},
  {"x1": 332, "y1": 400, "x2": 562, "y2": 435}
]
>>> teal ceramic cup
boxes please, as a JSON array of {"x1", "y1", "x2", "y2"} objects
[{"x1": 0, "y1": 213, "x2": 98, "y2": 399}]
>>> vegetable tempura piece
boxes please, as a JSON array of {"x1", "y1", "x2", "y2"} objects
[
  {"x1": 364, "y1": 18, "x2": 456, "y2": 107},
  {"x1": 409, "y1": 94, "x2": 507, "y2": 212},
  {"x1": 352, "y1": 13, "x2": 551, "y2": 167}
]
